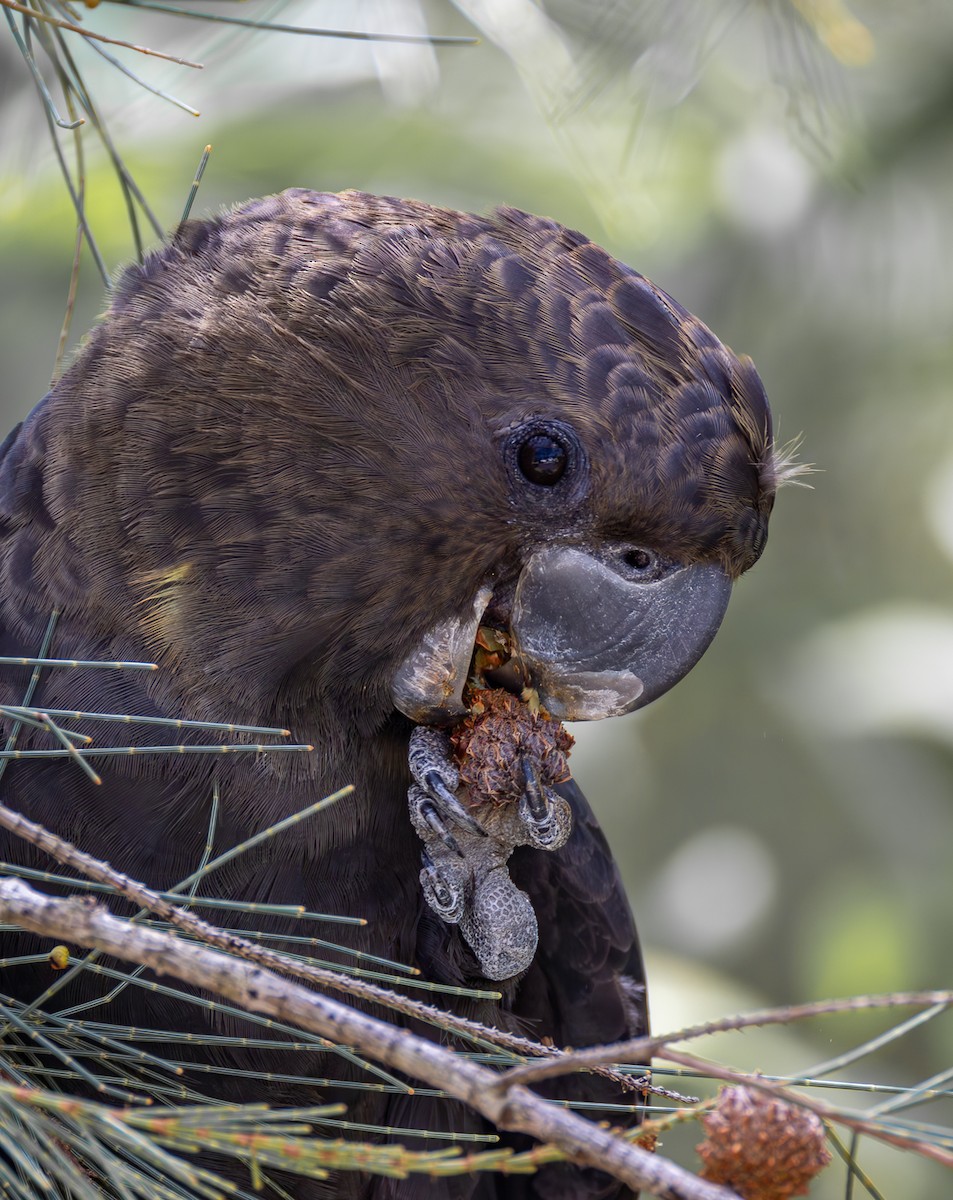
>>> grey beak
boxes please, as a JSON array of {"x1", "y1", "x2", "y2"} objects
[
  {"x1": 510, "y1": 547, "x2": 732, "y2": 721},
  {"x1": 391, "y1": 550, "x2": 731, "y2": 726}
]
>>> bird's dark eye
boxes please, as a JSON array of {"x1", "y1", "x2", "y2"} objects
[{"x1": 517, "y1": 434, "x2": 568, "y2": 486}]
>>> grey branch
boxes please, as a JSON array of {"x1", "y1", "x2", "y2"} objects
[
  {"x1": 0, "y1": 876, "x2": 738, "y2": 1200},
  {"x1": 0, "y1": 797, "x2": 644, "y2": 1095}
]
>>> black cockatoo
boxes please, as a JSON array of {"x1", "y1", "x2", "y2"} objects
[{"x1": 0, "y1": 190, "x2": 781, "y2": 1198}]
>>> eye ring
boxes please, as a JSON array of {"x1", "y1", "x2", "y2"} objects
[{"x1": 504, "y1": 419, "x2": 587, "y2": 504}]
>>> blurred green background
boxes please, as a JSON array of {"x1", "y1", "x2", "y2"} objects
[{"x1": 1, "y1": 1, "x2": 951, "y2": 1193}]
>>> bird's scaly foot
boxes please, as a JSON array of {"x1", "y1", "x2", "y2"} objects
[
  {"x1": 408, "y1": 725, "x2": 487, "y2": 848},
  {"x1": 407, "y1": 724, "x2": 572, "y2": 980}
]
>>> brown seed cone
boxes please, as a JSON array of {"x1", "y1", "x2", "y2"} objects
[
  {"x1": 450, "y1": 688, "x2": 574, "y2": 806},
  {"x1": 697, "y1": 1087, "x2": 831, "y2": 1200}
]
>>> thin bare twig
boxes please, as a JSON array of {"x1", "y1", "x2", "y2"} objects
[
  {"x1": 495, "y1": 991, "x2": 953, "y2": 1091},
  {"x1": 0, "y1": 0, "x2": 203, "y2": 63}
]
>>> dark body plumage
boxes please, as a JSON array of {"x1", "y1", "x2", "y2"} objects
[{"x1": 0, "y1": 190, "x2": 779, "y2": 1198}]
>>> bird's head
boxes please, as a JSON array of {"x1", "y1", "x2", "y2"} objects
[
  {"x1": 314, "y1": 194, "x2": 783, "y2": 724},
  {"x1": 30, "y1": 189, "x2": 785, "y2": 729}
]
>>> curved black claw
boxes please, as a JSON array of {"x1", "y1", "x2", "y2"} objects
[
  {"x1": 520, "y1": 754, "x2": 548, "y2": 820},
  {"x1": 420, "y1": 848, "x2": 465, "y2": 923},
  {"x1": 425, "y1": 769, "x2": 486, "y2": 837},
  {"x1": 418, "y1": 796, "x2": 463, "y2": 857},
  {"x1": 517, "y1": 754, "x2": 572, "y2": 851},
  {"x1": 408, "y1": 726, "x2": 486, "y2": 837}
]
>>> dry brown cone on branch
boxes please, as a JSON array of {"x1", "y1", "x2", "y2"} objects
[{"x1": 697, "y1": 1086, "x2": 832, "y2": 1199}]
